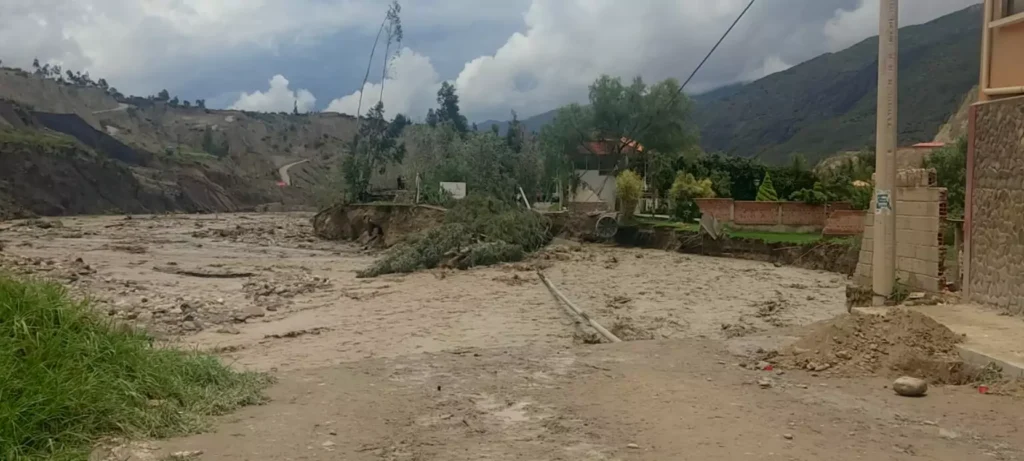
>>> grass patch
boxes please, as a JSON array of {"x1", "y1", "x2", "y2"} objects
[
  {"x1": 725, "y1": 229, "x2": 824, "y2": 244},
  {"x1": 0, "y1": 276, "x2": 272, "y2": 460},
  {"x1": 0, "y1": 128, "x2": 77, "y2": 150},
  {"x1": 634, "y1": 217, "x2": 855, "y2": 245}
]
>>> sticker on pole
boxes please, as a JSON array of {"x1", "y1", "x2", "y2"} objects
[{"x1": 875, "y1": 190, "x2": 892, "y2": 214}]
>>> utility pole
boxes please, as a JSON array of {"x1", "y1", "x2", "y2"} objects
[{"x1": 873, "y1": 0, "x2": 898, "y2": 306}]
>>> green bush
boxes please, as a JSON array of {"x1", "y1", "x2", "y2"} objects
[
  {"x1": 669, "y1": 172, "x2": 715, "y2": 221},
  {"x1": 615, "y1": 170, "x2": 643, "y2": 220},
  {"x1": 0, "y1": 276, "x2": 271, "y2": 460},
  {"x1": 756, "y1": 171, "x2": 779, "y2": 201}
]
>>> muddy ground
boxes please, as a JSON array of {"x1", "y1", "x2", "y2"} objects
[{"x1": 2, "y1": 213, "x2": 1023, "y2": 461}]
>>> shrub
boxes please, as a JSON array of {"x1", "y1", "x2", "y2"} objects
[
  {"x1": 0, "y1": 276, "x2": 271, "y2": 460},
  {"x1": 615, "y1": 170, "x2": 643, "y2": 220},
  {"x1": 756, "y1": 171, "x2": 779, "y2": 201},
  {"x1": 669, "y1": 172, "x2": 715, "y2": 221}
]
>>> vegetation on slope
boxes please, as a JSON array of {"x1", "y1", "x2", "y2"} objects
[
  {"x1": 0, "y1": 276, "x2": 271, "y2": 460},
  {"x1": 692, "y1": 5, "x2": 981, "y2": 162},
  {"x1": 481, "y1": 5, "x2": 981, "y2": 164}
]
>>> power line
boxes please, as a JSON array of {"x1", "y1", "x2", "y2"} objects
[
  {"x1": 630, "y1": 0, "x2": 756, "y2": 145},
  {"x1": 676, "y1": 0, "x2": 757, "y2": 96}
]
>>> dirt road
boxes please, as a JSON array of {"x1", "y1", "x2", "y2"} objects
[
  {"x1": 2, "y1": 213, "x2": 1022, "y2": 460},
  {"x1": 278, "y1": 159, "x2": 310, "y2": 186}
]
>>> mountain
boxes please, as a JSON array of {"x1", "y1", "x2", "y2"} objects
[
  {"x1": 0, "y1": 67, "x2": 357, "y2": 217},
  {"x1": 480, "y1": 5, "x2": 982, "y2": 164}
]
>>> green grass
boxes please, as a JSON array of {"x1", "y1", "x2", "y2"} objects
[
  {"x1": 0, "y1": 128, "x2": 76, "y2": 150},
  {"x1": 634, "y1": 216, "x2": 854, "y2": 245},
  {"x1": 0, "y1": 276, "x2": 272, "y2": 460}
]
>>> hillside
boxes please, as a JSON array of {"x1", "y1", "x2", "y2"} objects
[
  {"x1": 694, "y1": 4, "x2": 982, "y2": 162},
  {"x1": 0, "y1": 68, "x2": 358, "y2": 216},
  {"x1": 481, "y1": 5, "x2": 982, "y2": 163}
]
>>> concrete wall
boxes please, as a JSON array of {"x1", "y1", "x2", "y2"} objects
[
  {"x1": 573, "y1": 169, "x2": 617, "y2": 208},
  {"x1": 966, "y1": 95, "x2": 1024, "y2": 309},
  {"x1": 854, "y1": 169, "x2": 947, "y2": 293}
]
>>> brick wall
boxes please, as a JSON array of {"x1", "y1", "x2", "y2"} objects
[
  {"x1": 780, "y1": 202, "x2": 826, "y2": 226},
  {"x1": 733, "y1": 201, "x2": 781, "y2": 225},
  {"x1": 694, "y1": 198, "x2": 733, "y2": 222},
  {"x1": 822, "y1": 210, "x2": 866, "y2": 236},
  {"x1": 853, "y1": 169, "x2": 947, "y2": 293},
  {"x1": 695, "y1": 199, "x2": 850, "y2": 229},
  {"x1": 967, "y1": 96, "x2": 1024, "y2": 311}
]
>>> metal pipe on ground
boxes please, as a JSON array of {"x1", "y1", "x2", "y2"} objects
[{"x1": 537, "y1": 272, "x2": 622, "y2": 343}]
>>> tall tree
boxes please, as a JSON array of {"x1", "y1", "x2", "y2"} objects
[
  {"x1": 157, "y1": 89, "x2": 170, "y2": 101},
  {"x1": 505, "y1": 110, "x2": 525, "y2": 153},
  {"x1": 343, "y1": 102, "x2": 406, "y2": 200},
  {"x1": 425, "y1": 108, "x2": 438, "y2": 127},
  {"x1": 435, "y1": 82, "x2": 468, "y2": 133}
]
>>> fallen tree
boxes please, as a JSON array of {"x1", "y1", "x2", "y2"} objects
[{"x1": 357, "y1": 195, "x2": 551, "y2": 277}]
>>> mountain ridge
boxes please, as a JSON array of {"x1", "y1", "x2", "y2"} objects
[{"x1": 479, "y1": 4, "x2": 982, "y2": 164}]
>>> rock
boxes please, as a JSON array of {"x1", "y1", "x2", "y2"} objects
[
  {"x1": 136, "y1": 312, "x2": 153, "y2": 323},
  {"x1": 626, "y1": 443, "x2": 640, "y2": 449},
  {"x1": 892, "y1": 377, "x2": 928, "y2": 397},
  {"x1": 835, "y1": 350, "x2": 852, "y2": 360},
  {"x1": 168, "y1": 451, "x2": 204, "y2": 460},
  {"x1": 233, "y1": 306, "x2": 265, "y2": 322},
  {"x1": 782, "y1": 433, "x2": 793, "y2": 440},
  {"x1": 938, "y1": 428, "x2": 959, "y2": 440},
  {"x1": 217, "y1": 326, "x2": 241, "y2": 335},
  {"x1": 757, "y1": 361, "x2": 771, "y2": 370},
  {"x1": 757, "y1": 377, "x2": 773, "y2": 389},
  {"x1": 322, "y1": 441, "x2": 336, "y2": 448},
  {"x1": 814, "y1": 363, "x2": 831, "y2": 372}
]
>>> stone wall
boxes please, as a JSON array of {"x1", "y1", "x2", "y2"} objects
[
  {"x1": 854, "y1": 169, "x2": 947, "y2": 293},
  {"x1": 967, "y1": 95, "x2": 1024, "y2": 311}
]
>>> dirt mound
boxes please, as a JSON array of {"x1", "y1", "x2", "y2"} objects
[
  {"x1": 775, "y1": 310, "x2": 967, "y2": 381},
  {"x1": 313, "y1": 203, "x2": 447, "y2": 247}
]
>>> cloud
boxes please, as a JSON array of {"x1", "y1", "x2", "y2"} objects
[
  {"x1": 230, "y1": 75, "x2": 316, "y2": 113},
  {"x1": 824, "y1": 0, "x2": 981, "y2": 51},
  {"x1": 0, "y1": 0, "x2": 527, "y2": 99},
  {"x1": 446, "y1": 0, "x2": 980, "y2": 121},
  {"x1": 326, "y1": 49, "x2": 440, "y2": 119}
]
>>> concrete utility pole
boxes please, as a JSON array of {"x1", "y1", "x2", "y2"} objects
[{"x1": 873, "y1": 0, "x2": 898, "y2": 306}]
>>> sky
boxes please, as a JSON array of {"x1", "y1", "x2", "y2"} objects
[{"x1": 1, "y1": 0, "x2": 979, "y2": 122}]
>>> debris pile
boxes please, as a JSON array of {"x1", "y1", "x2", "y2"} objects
[
  {"x1": 357, "y1": 196, "x2": 551, "y2": 277},
  {"x1": 774, "y1": 310, "x2": 967, "y2": 381}
]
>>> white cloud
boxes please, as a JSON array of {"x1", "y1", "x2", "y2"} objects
[
  {"x1": 326, "y1": 49, "x2": 440, "y2": 119},
  {"x1": 825, "y1": 0, "x2": 980, "y2": 51},
  {"x1": 230, "y1": 75, "x2": 316, "y2": 113},
  {"x1": 0, "y1": 0, "x2": 527, "y2": 97}
]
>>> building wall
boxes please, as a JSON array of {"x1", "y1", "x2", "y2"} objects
[
  {"x1": 574, "y1": 169, "x2": 617, "y2": 208},
  {"x1": 854, "y1": 169, "x2": 947, "y2": 293},
  {"x1": 966, "y1": 95, "x2": 1024, "y2": 309},
  {"x1": 989, "y1": 21, "x2": 1024, "y2": 90}
]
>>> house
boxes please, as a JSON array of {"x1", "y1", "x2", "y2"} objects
[
  {"x1": 963, "y1": 0, "x2": 1024, "y2": 310},
  {"x1": 567, "y1": 137, "x2": 644, "y2": 212}
]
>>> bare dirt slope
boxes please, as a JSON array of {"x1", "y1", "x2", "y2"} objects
[{"x1": 2, "y1": 213, "x2": 1022, "y2": 460}]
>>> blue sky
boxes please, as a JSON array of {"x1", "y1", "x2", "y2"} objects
[{"x1": 1, "y1": 0, "x2": 978, "y2": 122}]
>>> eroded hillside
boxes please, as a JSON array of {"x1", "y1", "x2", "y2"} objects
[{"x1": 0, "y1": 68, "x2": 356, "y2": 217}]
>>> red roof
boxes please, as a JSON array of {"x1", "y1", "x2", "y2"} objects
[
  {"x1": 911, "y1": 142, "x2": 945, "y2": 148},
  {"x1": 578, "y1": 137, "x2": 645, "y2": 156}
]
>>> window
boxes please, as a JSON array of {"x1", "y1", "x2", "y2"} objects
[{"x1": 1005, "y1": 0, "x2": 1024, "y2": 17}]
